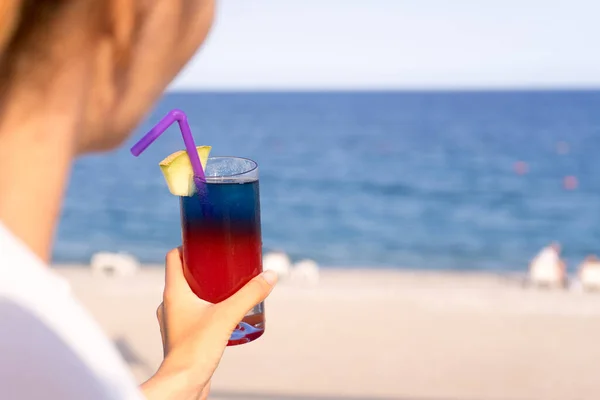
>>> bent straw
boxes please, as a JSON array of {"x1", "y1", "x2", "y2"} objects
[{"x1": 130, "y1": 109, "x2": 206, "y2": 185}]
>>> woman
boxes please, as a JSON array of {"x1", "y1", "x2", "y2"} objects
[{"x1": 0, "y1": 1, "x2": 277, "y2": 399}]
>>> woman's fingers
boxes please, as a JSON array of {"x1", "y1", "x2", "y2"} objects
[
  {"x1": 163, "y1": 247, "x2": 277, "y2": 343},
  {"x1": 156, "y1": 302, "x2": 168, "y2": 356},
  {"x1": 156, "y1": 302, "x2": 164, "y2": 325},
  {"x1": 198, "y1": 381, "x2": 211, "y2": 400},
  {"x1": 218, "y1": 270, "x2": 278, "y2": 324}
]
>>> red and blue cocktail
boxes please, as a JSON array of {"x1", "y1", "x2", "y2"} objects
[{"x1": 180, "y1": 156, "x2": 264, "y2": 345}]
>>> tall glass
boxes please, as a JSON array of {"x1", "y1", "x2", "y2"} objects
[{"x1": 180, "y1": 156, "x2": 264, "y2": 346}]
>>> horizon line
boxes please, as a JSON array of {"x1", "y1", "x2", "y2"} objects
[{"x1": 166, "y1": 86, "x2": 600, "y2": 93}]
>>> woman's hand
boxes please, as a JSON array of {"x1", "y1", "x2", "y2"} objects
[{"x1": 141, "y1": 247, "x2": 277, "y2": 400}]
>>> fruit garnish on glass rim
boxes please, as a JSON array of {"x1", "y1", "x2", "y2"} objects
[{"x1": 159, "y1": 145, "x2": 211, "y2": 196}]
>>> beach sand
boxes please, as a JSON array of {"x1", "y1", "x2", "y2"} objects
[{"x1": 54, "y1": 267, "x2": 600, "y2": 400}]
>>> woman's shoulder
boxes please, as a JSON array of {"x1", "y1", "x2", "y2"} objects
[{"x1": 0, "y1": 222, "x2": 143, "y2": 400}]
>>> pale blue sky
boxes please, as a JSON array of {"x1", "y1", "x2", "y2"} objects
[{"x1": 170, "y1": 0, "x2": 600, "y2": 90}]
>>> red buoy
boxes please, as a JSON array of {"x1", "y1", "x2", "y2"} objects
[
  {"x1": 563, "y1": 175, "x2": 578, "y2": 190},
  {"x1": 514, "y1": 161, "x2": 528, "y2": 175}
]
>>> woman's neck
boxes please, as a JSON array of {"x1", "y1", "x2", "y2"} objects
[
  {"x1": 0, "y1": 110, "x2": 76, "y2": 263},
  {"x1": 0, "y1": 55, "x2": 90, "y2": 262}
]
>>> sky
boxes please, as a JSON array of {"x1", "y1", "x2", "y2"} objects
[{"x1": 170, "y1": 0, "x2": 600, "y2": 90}]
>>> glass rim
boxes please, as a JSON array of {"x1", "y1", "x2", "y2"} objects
[{"x1": 205, "y1": 156, "x2": 258, "y2": 179}]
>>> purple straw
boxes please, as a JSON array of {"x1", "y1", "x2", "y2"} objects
[{"x1": 130, "y1": 109, "x2": 206, "y2": 184}]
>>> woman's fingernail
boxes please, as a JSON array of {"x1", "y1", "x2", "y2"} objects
[{"x1": 262, "y1": 270, "x2": 278, "y2": 285}]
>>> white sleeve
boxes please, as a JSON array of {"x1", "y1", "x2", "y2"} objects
[
  {"x1": 0, "y1": 223, "x2": 144, "y2": 400},
  {"x1": 0, "y1": 297, "x2": 144, "y2": 400}
]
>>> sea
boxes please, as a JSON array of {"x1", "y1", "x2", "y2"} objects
[{"x1": 53, "y1": 91, "x2": 600, "y2": 272}]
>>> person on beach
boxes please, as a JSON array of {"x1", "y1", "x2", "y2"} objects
[
  {"x1": 528, "y1": 242, "x2": 567, "y2": 288},
  {"x1": 577, "y1": 255, "x2": 600, "y2": 291},
  {"x1": 0, "y1": 2, "x2": 277, "y2": 399}
]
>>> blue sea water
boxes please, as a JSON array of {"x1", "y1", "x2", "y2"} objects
[{"x1": 54, "y1": 91, "x2": 600, "y2": 272}]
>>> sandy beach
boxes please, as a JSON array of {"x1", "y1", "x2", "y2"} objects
[{"x1": 53, "y1": 266, "x2": 600, "y2": 400}]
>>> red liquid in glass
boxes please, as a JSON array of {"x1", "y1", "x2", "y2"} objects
[{"x1": 180, "y1": 180, "x2": 264, "y2": 345}]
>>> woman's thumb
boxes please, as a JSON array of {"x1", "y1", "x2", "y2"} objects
[{"x1": 218, "y1": 270, "x2": 278, "y2": 322}]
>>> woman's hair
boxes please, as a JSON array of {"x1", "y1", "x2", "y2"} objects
[
  {"x1": 0, "y1": 1, "x2": 23, "y2": 57},
  {"x1": 1, "y1": 1, "x2": 71, "y2": 83},
  {"x1": 0, "y1": 1, "x2": 133, "y2": 89}
]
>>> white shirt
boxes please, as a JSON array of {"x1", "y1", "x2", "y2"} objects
[{"x1": 0, "y1": 223, "x2": 144, "y2": 399}]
